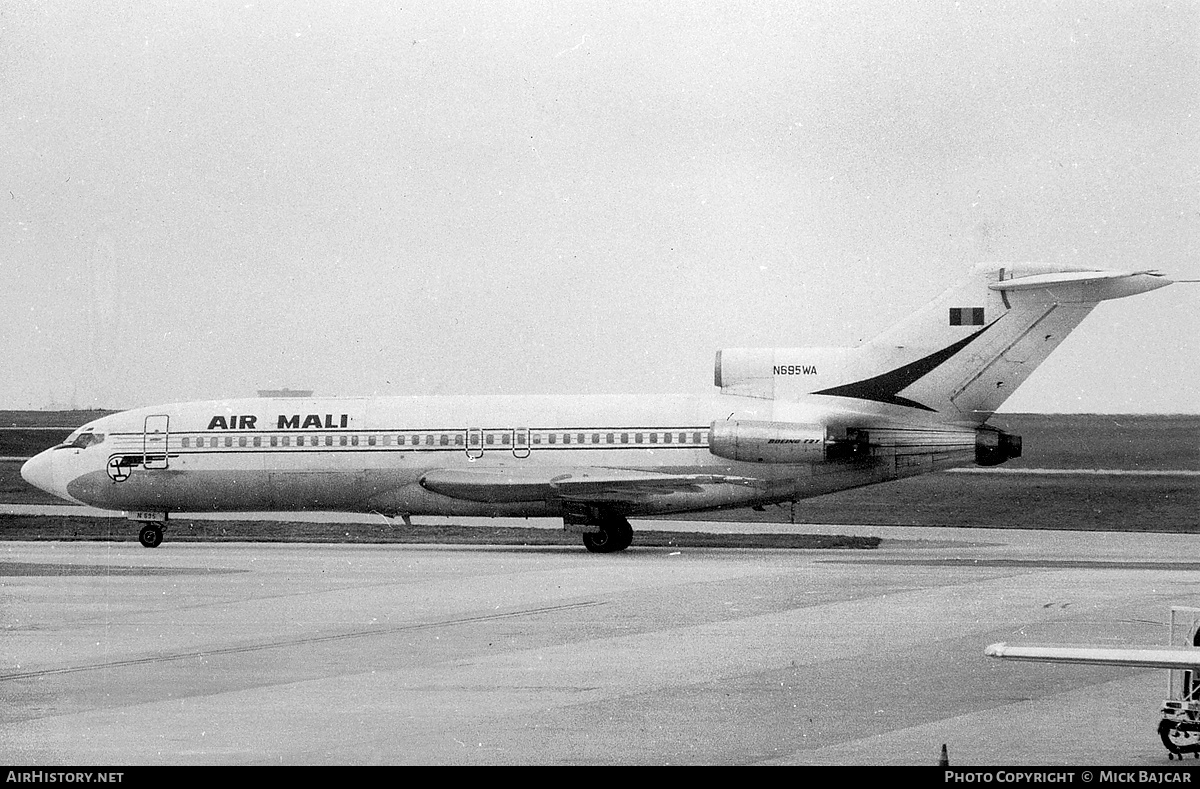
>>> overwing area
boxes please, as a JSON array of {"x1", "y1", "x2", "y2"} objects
[{"x1": 418, "y1": 467, "x2": 759, "y2": 504}]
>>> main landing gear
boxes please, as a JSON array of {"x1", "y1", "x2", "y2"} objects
[
  {"x1": 582, "y1": 517, "x2": 633, "y2": 553},
  {"x1": 564, "y1": 504, "x2": 634, "y2": 553}
]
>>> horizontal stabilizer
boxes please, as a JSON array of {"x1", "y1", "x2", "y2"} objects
[
  {"x1": 420, "y1": 467, "x2": 758, "y2": 504},
  {"x1": 988, "y1": 269, "x2": 1171, "y2": 299},
  {"x1": 986, "y1": 642, "x2": 1200, "y2": 670}
]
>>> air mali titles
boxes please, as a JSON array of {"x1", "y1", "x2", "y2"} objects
[{"x1": 206, "y1": 414, "x2": 350, "y2": 431}]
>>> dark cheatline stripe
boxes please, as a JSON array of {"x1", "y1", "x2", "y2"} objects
[{"x1": 812, "y1": 318, "x2": 1001, "y2": 411}]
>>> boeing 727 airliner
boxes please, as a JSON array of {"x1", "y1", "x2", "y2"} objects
[{"x1": 21, "y1": 263, "x2": 1172, "y2": 550}]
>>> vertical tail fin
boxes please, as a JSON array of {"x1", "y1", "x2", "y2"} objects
[
  {"x1": 864, "y1": 263, "x2": 1171, "y2": 423},
  {"x1": 714, "y1": 263, "x2": 1170, "y2": 424}
]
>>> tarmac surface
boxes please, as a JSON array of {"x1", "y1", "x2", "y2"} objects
[{"x1": 2, "y1": 520, "x2": 1198, "y2": 766}]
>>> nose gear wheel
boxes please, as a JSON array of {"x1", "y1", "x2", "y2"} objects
[{"x1": 138, "y1": 524, "x2": 163, "y2": 548}]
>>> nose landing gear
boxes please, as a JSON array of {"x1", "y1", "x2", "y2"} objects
[
  {"x1": 138, "y1": 524, "x2": 164, "y2": 548},
  {"x1": 129, "y1": 512, "x2": 168, "y2": 548}
]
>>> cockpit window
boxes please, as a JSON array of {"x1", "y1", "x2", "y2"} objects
[{"x1": 62, "y1": 431, "x2": 105, "y2": 449}]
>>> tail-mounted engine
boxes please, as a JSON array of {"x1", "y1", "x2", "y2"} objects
[
  {"x1": 975, "y1": 428, "x2": 1022, "y2": 466},
  {"x1": 710, "y1": 420, "x2": 1020, "y2": 467},
  {"x1": 708, "y1": 420, "x2": 830, "y2": 464}
]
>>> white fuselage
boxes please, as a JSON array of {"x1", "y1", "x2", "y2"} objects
[{"x1": 23, "y1": 392, "x2": 971, "y2": 520}]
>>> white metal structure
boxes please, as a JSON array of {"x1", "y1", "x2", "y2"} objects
[{"x1": 988, "y1": 608, "x2": 1200, "y2": 758}]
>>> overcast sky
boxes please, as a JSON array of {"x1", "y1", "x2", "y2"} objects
[{"x1": 3, "y1": 1, "x2": 1197, "y2": 413}]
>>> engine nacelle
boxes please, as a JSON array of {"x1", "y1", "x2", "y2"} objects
[
  {"x1": 708, "y1": 420, "x2": 828, "y2": 464},
  {"x1": 975, "y1": 428, "x2": 1022, "y2": 466}
]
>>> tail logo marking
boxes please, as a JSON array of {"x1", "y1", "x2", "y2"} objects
[{"x1": 812, "y1": 318, "x2": 1001, "y2": 411}]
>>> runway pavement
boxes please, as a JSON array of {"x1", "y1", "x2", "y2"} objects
[{"x1": 2, "y1": 522, "x2": 1198, "y2": 765}]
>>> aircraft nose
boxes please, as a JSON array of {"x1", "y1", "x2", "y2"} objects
[{"x1": 21, "y1": 450, "x2": 57, "y2": 495}]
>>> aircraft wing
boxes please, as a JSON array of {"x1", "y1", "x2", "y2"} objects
[
  {"x1": 986, "y1": 642, "x2": 1200, "y2": 670},
  {"x1": 419, "y1": 467, "x2": 760, "y2": 504}
]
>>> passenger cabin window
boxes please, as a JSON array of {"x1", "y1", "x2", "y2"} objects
[
  {"x1": 271, "y1": 436, "x2": 278, "y2": 447},
  {"x1": 254, "y1": 437, "x2": 262, "y2": 447},
  {"x1": 239, "y1": 437, "x2": 247, "y2": 447},
  {"x1": 368, "y1": 436, "x2": 376, "y2": 446},
  {"x1": 282, "y1": 436, "x2": 291, "y2": 447}
]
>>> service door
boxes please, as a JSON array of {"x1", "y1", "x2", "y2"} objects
[
  {"x1": 512, "y1": 428, "x2": 530, "y2": 458},
  {"x1": 143, "y1": 414, "x2": 170, "y2": 470},
  {"x1": 466, "y1": 427, "x2": 483, "y2": 460}
]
